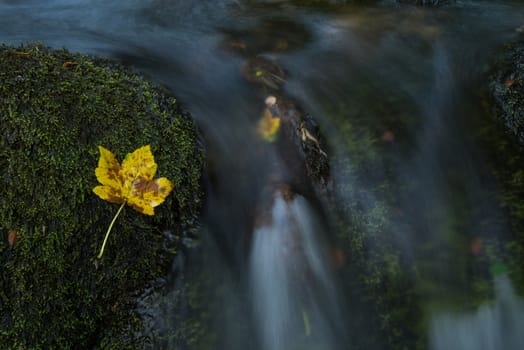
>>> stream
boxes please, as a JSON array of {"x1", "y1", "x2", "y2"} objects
[{"x1": 1, "y1": 0, "x2": 524, "y2": 349}]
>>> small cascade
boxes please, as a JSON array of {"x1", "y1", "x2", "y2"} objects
[
  {"x1": 429, "y1": 275, "x2": 524, "y2": 350},
  {"x1": 249, "y1": 190, "x2": 342, "y2": 350}
]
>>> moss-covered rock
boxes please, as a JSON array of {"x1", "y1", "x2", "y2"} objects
[
  {"x1": 314, "y1": 76, "x2": 425, "y2": 350},
  {"x1": 490, "y1": 41, "x2": 524, "y2": 145},
  {"x1": 0, "y1": 44, "x2": 204, "y2": 349},
  {"x1": 324, "y1": 72, "x2": 499, "y2": 349},
  {"x1": 486, "y1": 39, "x2": 524, "y2": 289},
  {"x1": 482, "y1": 41, "x2": 524, "y2": 295}
]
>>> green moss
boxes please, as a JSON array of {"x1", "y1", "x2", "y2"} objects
[
  {"x1": 324, "y1": 73, "x2": 499, "y2": 349},
  {"x1": 0, "y1": 44, "x2": 204, "y2": 348},
  {"x1": 318, "y1": 76, "x2": 424, "y2": 350},
  {"x1": 476, "y1": 105, "x2": 524, "y2": 296},
  {"x1": 490, "y1": 42, "x2": 524, "y2": 145}
]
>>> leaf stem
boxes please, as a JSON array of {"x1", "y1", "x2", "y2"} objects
[{"x1": 97, "y1": 201, "x2": 126, "y2": 259}]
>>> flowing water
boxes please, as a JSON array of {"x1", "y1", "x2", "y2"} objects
[
  {"x1": 1, "y1": 0, "x2": 524, "y2": 349},
  {"x1": 249, "y1": 191, "x2": 344, "y2": 350},
  {"x1": 429, "y1": 275, "x2": 524, "y2": 350}
]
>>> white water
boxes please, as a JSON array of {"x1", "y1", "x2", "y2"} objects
[
  {"x1": 249, "y1": 193, "x2": 344, "y2": 350},
  {"x1": 430, "y1": 275, "x2": 524, "y2": 350}
]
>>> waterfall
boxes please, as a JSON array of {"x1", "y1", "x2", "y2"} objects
[
  {"x1": 430, "y1": 275, "x2": 524, "y2": 350},
  {"x1": 249, "y1": 192, "x2": 343, "y2": 350}
]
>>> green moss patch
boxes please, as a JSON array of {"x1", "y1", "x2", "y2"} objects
[
  {"x1": 0, "y1": 44, "x2": 204, "y2": 349},
  {"x1": 483, "y1": 40, "x2": 524, "y2": 296},
  {"x1": 490, "y1": 41, "x2": 524, "y2": 145},
  {"x1": 323, "y1": 72, "x2": 501, "y2": 349}
]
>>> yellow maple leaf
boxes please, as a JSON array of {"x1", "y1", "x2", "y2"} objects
[
  {"x1": 257, "y1": 108, "x2": 281, "y2": 142},
  {"x1": 93, "y1": 145, "x2": 174, "y2": 258}
]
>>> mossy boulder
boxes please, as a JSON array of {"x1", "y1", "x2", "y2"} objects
[{"x1": 0, "y1": 44, "x2": 204, "y2": 349}]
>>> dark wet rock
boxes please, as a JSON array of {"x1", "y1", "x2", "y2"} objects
[
  {"x1": 272, "y1": 96, "x2": 331, "y2": 199},
  {"x1": 397, "y1": 0, "x2": 453, "y2": 5},
  {"x1": 490, "y1": 41, "x2": 524, "y2": 145},
  {"x1": 0, "y1": 44, "x2": 204, "y2": 349},
  {"x1": 223, "y1": 10, "x2": 330, "y2": 199},
  {"x1": 240, "y1": 56, "x2": 286, "y2": 91},
  {"x1": 234, "y1": 54, "x2": 330, "y2": 201},
  {"x1": 247, "y1": 0, "x2": 365, "y2": 6},
  {"x1": 222, "y1": 17, "x2": 312, "y2": 56},
  {"x1": 247, "y1": 0, "x2": 453, "y2": 7}
]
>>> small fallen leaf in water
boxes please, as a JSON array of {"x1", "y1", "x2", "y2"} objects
[
  {"x1": 7, "y1": 229, "x2": 17, "y2": 249},
  {"x1": 63, "y1": 61, "x2": 79, "y2": 68},
  {"x1": 257, "y1": 108, "x2": 281, "y2": 142},
  {"x1": 93, "y1": 145, "x2": 174, "y2": 258},
  {"x1": 470, "y1": 238, "x2": 483, "y2": 256},
  {"x1": 330, "y1": 247, "x2": 346, "y2": 270},
  {"x1": 381, "y1": 129, "x2": 395, "y2": 142},
  {"x1": 504, "y1": 79, "x2": 516, "y2": 88},
  {"x1": 228, "y1": 39, "x2": 247, "y2": 50},
  {"x1": 302, "y1": 308, "x2": 311, "y2": 336}
]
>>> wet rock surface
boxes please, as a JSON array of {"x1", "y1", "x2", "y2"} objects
[
  {"x1": 223, "y1": 17, "x2": 312, "y2": 56},
  {"x1": 490, "y1": 40, "x2": 524, "y2": 145},
  {"x1": 226, "y1": 17, "x2": 331, "y2": 203},
  {"x1": 397, "y1": 0, "x2": 453, "y2": 6},
  {"x1": 240, "y1": 56, "x2": 287, "y2": 91}
]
